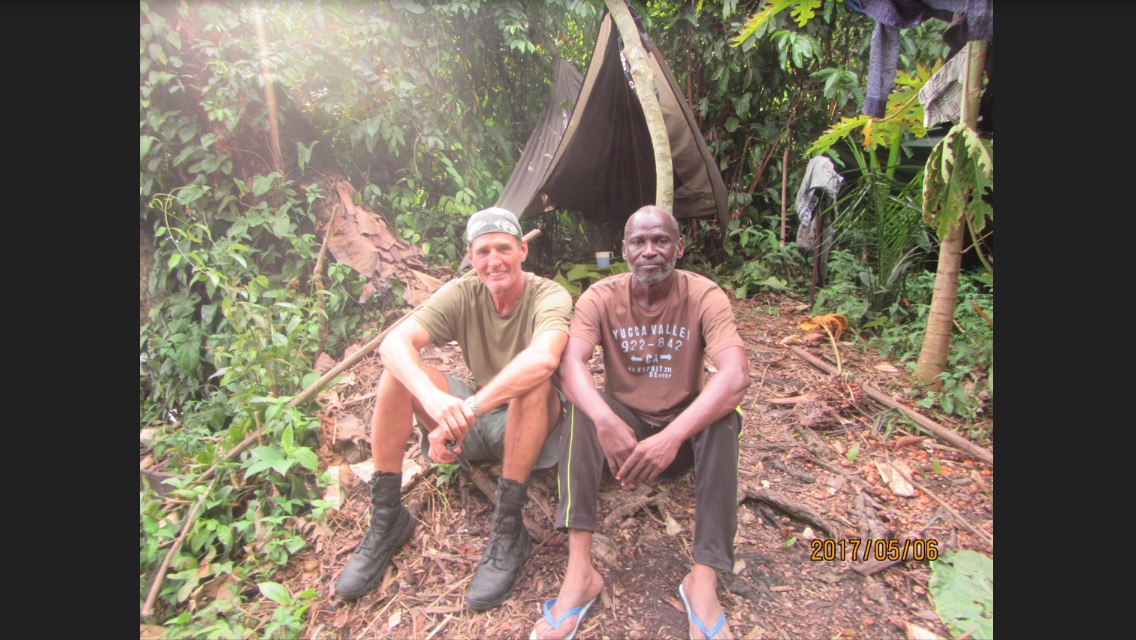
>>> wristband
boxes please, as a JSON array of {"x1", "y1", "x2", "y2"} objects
[{"x1": 465, "y1": 395, "x2": 484, "y2": 419}]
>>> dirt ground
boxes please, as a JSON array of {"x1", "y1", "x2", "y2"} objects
[{"x1": 280, "y1": 292, "x2": 994, "y2": 639}]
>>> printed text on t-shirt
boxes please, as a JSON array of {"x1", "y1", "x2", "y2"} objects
[{"x1": 612, "y1": 323, "x2": 690, "y2": 379}]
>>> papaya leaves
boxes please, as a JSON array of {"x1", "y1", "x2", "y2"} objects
[
  {"x1": 808, "y1": 66, "x2": 931, "y2": 155},
  {"x1": 922, "y1": 123, "x2": 993, "y2": 243},
  {"x1": 733, "y1": 0, "x2": 824, "y2": 48}
]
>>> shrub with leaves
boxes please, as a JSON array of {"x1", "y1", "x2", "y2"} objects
[{"x1": 928, "y1": 549, "x2": 993, "y2": 639}]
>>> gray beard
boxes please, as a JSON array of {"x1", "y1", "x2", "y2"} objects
[{"x1": 632, "y1": 255, "x2": 677, "y2": 288}]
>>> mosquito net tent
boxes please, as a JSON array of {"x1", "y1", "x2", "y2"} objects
[{"x1": 495, "y1": 8, "x2": 729, "y2": 235}]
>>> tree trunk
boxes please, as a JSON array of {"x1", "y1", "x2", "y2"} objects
[
  {"x1": 140, "y1": 218, "x2": 157, "y2": 327},
  {"x1": 604, "y1": 0, "x2": 673, "y2": 211},
  {"x1": 914, "y1": 41, "x2": 987, "y2": 389},
  {"x1": 914, "y1": 222, "x2": 963, "y2": 389}
]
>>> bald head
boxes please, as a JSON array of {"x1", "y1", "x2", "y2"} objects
[{"x1": 624, "y1": 205, "x2": 679, "y2": 238}]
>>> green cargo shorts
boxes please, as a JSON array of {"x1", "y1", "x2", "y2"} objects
[{"x1": 417, "y1": 374, "x2": 564, "y2": 470}]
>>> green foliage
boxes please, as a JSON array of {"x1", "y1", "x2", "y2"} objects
[
  {"x1": 810, "y1": 251, "x2": 871, "y2": 324},
  {"x1": 139, "y1": 0, "x2": 990, "y2": 632},
  {"x1": 552, "y1": 260, "x2": 631, "y2": 297},
  {"x1": 929, "y1": 550, "x2": 994, "y2": 639},
  {"x1": 733, "y1": 0, "x2": 824, "y2": 47},
  {"x1": 141, "y1": 187, "x2": 333, "y2": 435},
  {"x1": 923, "y1": 122, "x2": 993, "y2": 270},
  {"x1": 434, "y1": 462, "x2": 461, "y2": 487},
  {"x1": 871, "y1": 269, "x2": 993, "y2": 425},
  {"x1": 808, "y1": 65, "x2": 932, "y2": 155},
  {"x1": 710, "y1": 206, "x2": 810, "y2": 299},
  {"x1": 258, "y1": 581, "x2": 318, "y2": 637},
  {"x1": 822, "y1": 143, "x2": 936, "y2": 316}
]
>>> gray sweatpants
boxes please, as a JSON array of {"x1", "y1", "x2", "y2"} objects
[{"x1": 554, "y1": 392, "x2": 742, "y2": 572}]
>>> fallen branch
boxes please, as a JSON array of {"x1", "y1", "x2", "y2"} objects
[
  {"x1": 768, "y1": 394, "x2": 816, "y2": 406},
  {"x1": 141, "y1": 476, "x2": 218, "y2": 617},
  {"x1": 787, "y1": 346, "x2": 993, "y2": 466},
  {"x1": 739, "y1": 486, "x2": 836, "y2": 539},
  {"x1": 424, "y1": 615, "x2": 454, "y2": 640},
  {"x1": 765, "y1": 456, "x2": 816, "y2": 484},
  {"x1": 602, "y1": 486, "x2": 670, "y2": 528},
  {"x1": 887, "y1": 461, "x2": 993, "y2": 550},
  {"x1": 970, "y1": 300, "x2": 993, "y2": 328}
]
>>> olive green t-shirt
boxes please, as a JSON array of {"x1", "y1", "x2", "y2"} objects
[{"x1": 413, "y1": 272, "x2": 572, "y2": 390}]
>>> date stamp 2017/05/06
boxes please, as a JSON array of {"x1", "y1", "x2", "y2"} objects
[{"x1": 810, "y1": 538, "x2": 939, "y2": 562}]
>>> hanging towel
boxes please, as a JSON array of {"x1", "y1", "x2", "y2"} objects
[
  {"x1": 917, "y1": 49, "x2": 969, "y2": 126},
  {"x1": 794, "y1": 156, "x2": 843, "y2": 255}
]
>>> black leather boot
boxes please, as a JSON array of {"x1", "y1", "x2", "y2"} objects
[
  {"x1": 335, "y1": 471, "x2": 415, "y2": 600},
  {"x1": 466, "y1": 477, "x2": 532, "y2": 611}
]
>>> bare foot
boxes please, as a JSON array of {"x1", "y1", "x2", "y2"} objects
[
  {"x1": 530, "y1": 567, "x2": 604, "y2": 640},
  {"x1": 681, "y1": 568, "x2": 734, "y2": 640}
]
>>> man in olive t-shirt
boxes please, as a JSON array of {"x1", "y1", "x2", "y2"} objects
[
  {"x1": 530, "y1": 206, "x2": 750, "y2": 640},
  {"x1": 335, "y1": 208, "x2": 572, "y2": 613}
]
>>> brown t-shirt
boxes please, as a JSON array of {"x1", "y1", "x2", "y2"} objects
[
  {"x1": 569, "y1": 270, "x2": 744, "y2": 423},
  {"x1": 413, "y1": 272, "x2": 572, "y2": 391}
]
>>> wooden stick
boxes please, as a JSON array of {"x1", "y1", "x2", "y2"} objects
[
  {"x1": 970, "y1": 300, "x2": 993, "y2": 328},
  {"x1": 424, "y1": 615, "x2": 454, "y2": 640},
  {"x1": 141, "y1": 476, "x2": 218, "y2": 617},
  {"x1": 767, "y1": 394, "x2": 817, "y2": 405},
  {"x1": 313, "y1": 213, "x2": 334, "y2": 352},
  {"x1": 888, "y1": 461, "x2": 993, "y2": 550},
  {"x1": 787, "y1": 346, "x2": 993, "y2": 466},
  {"x1": 780, "y1": 132, "x2": 790, "y2": 248}
]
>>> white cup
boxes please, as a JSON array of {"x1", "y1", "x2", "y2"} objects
[{"x1": 595, "y1": 251, "x2": 613, "y2": 268}]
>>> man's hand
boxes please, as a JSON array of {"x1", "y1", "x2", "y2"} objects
[
  {"x1": 617, "y1": 430, "x2": 681, "y2": 489},
  {"x1": 595, "y1": 415, "x2": 639, "y2": 477},
  {"x1": 427, "y1": 427, "x2": 462, "y2": 464},
  {"x1": 420, "y1": 387, "x2": 476, "y2": 444}
]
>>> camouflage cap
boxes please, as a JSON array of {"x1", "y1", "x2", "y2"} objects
[{"x1": 465, "y1": 207, "x2": 523, "y2": 245}]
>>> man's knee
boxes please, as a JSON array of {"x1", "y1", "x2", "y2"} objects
[{"x1": 512, "y1": 377, "x2": 555, "y2": 415}]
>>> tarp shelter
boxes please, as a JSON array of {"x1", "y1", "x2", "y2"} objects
[{"x1": 495, "y1": 8, "x2": 729, "y2": 234}]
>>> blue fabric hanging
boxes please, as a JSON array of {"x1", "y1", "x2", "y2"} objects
[{"x1": 843, "y1": 0, "x2": 992, "y2": 118}]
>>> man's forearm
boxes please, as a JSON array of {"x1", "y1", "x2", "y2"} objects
[
  {"x1": 558, "y1": 355, "x2": 622, "y2": 427},
  {"x1": 661, "y1": 350, "x2": 749, "y2": 442},
  {"x1": 473, "y1": 330, "x2": 567, "y2": 411},
  {"x1": 379, "y1": 336, "x2": 440, "y2": 401}
]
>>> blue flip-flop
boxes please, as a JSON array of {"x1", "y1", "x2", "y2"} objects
[
  {"x1": 529, "y1": 595, "x2": 597, "y2": 640},
  {"x1": 679, "y1": 583, "x2": 726, "y2": 640}
]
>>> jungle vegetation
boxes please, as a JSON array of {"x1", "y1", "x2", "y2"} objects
[{"x1": 140, "y1": 1, "x2": 991, "y2": 633}]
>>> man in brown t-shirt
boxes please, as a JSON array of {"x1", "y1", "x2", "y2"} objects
[
  {"x1": 335, "y1": 208, "x2": 572, "y2": 612},
  {"x1": 530, "y1": 206, "x2": 749, "y2": 640}
]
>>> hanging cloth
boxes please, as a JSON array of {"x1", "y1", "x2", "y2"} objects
[
  {"x1": 844, "y1": 0, "x2": 992, "y2": 118},
  {"x1": 794, "y1": 156, "x2": 843, "y2": 255}
]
